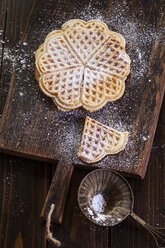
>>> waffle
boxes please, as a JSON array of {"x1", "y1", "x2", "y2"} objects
[
  {"x1": 81, "y1": 68, "x2": 125, "y2": 111},
  {"x1": 78, "y1": 116, "x2": 128, "y2": 163},
  {"x1": 35, "y1": 19, "x2": 130, "y2": 111},
  {"x1": 39, "y1": 67, "x2": 84, "y2": 110}
]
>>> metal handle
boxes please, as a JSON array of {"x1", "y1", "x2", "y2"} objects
[{"x1": 131, "y1": 212, "x2": 165, "y2": 248}]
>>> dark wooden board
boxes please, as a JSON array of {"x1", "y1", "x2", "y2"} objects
[
  {"x1": 0, "y1": 0, "x2": 165, "y2": 178},
  {"x1": 0, "y1": 0, "x2": 36, "y2": 115},
  {"x1": 1, "y1": 1, "x2": 165, "y2": 248}
]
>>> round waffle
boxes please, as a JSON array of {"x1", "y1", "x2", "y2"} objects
[{"x1": 35, "y1": 19, "x2": 131, "y2": 111}]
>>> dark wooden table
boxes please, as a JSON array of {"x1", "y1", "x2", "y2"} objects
[{"x1": 0, "y1": 0, "x2": 164, "y2": 247}]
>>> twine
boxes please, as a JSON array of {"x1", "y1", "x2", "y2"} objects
[{"x1": 46, "y1": 203, "x2": 61, "y2": 247}]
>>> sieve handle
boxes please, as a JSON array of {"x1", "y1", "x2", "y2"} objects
[{"x1": 131, "y1": 212, "x2": 165, "y2": 248}]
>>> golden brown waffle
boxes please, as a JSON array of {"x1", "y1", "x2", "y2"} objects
[
  {"x1": 35, "y1": 19, "x2": 130, "y2": 111},
  {"x1": 39, "y1": 67, "x2": 84, "y2": 110},
  {"x1": 63, "y1": 20, "x2": 109, "y2": 64},
  {"x1": 81, "y1": 68, "x2": 125, "y2": 111},
  {"x1": 78, "y1": 116, "x2": 128, "y2": 163}
]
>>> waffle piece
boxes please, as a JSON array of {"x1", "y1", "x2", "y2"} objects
[
  {"x1": 35, "y1": 19, "x2": 131, "y2": 111},
  {"x1": 78, "y1": 116, "x2": 128, "y2": 163}
]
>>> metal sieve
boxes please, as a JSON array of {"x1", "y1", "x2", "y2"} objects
[{"x1": 78, "y1": 169, "x2": 165, "y2": 248}]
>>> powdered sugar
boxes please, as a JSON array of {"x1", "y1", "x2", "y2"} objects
[
  {"x1": 91, "y1": 193, "x2": 106, "y2": 213},
  {"x1": 86, "y1": 206, "x2": 108, "y2": 225}
]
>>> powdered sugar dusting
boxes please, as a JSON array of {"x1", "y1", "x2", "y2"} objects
[
  {"x1": 86, "y1": 206, "x2": 108, "y2": 225},
  {"x1": 76, "y1": 1, "x2": 163, "y2": 83}
]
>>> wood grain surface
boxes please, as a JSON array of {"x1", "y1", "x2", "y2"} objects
[
  {"x1": 41, "y1": 161, "x2": 74, "y2": 224},
  {"x1": 0, "y1": 0, "x2": 165, "y2": 248},
  {"x1": 0, "y1": 0, "x2": 164, "y2": 178}
]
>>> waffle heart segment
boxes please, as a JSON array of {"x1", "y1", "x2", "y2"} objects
[
  {"x1": 63, "y1": 20, "x2": 109, "y2": 64},
  {"x1": 87, "y1": 36, "x2": 130, "y2": 79},
  {"x1": 36, "y1": 30, "x2": 82, "y2": 75},
  {"x1": 39, "y1": 67, "x2": 84, "y2": 109},
  {"x1": 35, "y1": 19, "x2": 131, "y2": 112},
  {"x1": 78, "y1": 116, "x2": 128, "y2": 163},
  {"x1": 81, "y1": 68, "x2": 125, "y2": 111}
]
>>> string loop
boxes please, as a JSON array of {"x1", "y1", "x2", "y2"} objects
[{"x1": 46, "y1": 203, "x2": 61, "y2": 247}]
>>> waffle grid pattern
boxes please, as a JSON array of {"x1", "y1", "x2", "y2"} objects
[
  {"x1": 78, "y1": 116, "x2": 129, "y2": 163},
  {"x1": 35, "y1": 19, "x2": 131, "y2": 111}
]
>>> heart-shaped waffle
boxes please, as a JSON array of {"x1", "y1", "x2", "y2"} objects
[
  {"x1": 35, "y1": 19, "x2": 131, "y2": 112},
  {"x1": 39, "y1": 67, "x2": 84, "y2": 110},
  {"x1": 78, "y1": 116, "x2": 128, "y2": 163},
  {"x1": 63, "y1": 19, "x2": 109, "y2": 64}
]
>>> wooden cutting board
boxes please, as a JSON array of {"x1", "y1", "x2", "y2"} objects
[{"x1": 0, "y1": 0, "x2": 164, "y2": 180}]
